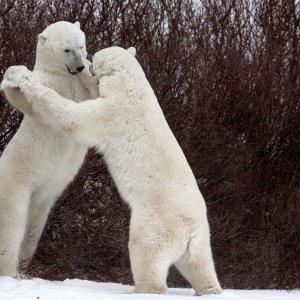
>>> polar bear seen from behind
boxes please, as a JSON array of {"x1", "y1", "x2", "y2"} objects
[
  {"x1": 0, "y1": 21, "x2": 98, "y2": 277},
  {"x1": 3, "y1": 46, "x2": 221, "y2": 295}
]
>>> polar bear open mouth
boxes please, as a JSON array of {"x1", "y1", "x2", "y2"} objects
[{"x1": 67, "y1": 66, "x2": 78, "y2": 75}]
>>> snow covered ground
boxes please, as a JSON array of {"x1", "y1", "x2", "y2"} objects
[{"x1": 0, "y1": 277, "x2": 299, "y2": 300}]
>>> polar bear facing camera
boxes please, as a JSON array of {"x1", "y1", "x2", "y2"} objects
[
  {"x1": 0, "y1": 21, "x2": 98, "y2": 277},
  {"x1": 3, "y1": 47, "x2": 221, "y2": 295}
]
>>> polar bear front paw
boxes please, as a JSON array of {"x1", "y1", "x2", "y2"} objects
[{"x1": 3, "y1": 66, "x2": 34, "y2": 89}]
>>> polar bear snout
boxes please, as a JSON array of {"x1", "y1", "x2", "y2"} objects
[
  {"x1": 67, "y1": 64, "x2": 85, "y2": 75},
  {"x1": 65, "y1": 50, "x2": 85, "y2": 75}
]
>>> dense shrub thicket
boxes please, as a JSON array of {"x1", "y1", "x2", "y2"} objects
[{"x1": 0, "y1": 0, "x2": 299, "y2": 289}]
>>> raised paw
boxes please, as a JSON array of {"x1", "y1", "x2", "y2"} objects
[{"x1": 3, "y1": 66, "x2": 34, "y2": 89}]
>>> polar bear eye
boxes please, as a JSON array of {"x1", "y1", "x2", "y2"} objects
[{"x1": 64, "y1": 49, "x2": 70, "y2": 53}]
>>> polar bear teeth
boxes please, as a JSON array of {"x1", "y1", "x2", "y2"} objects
[{"x1": 67, "y1": 66, "x2": 77, "y2": 75}]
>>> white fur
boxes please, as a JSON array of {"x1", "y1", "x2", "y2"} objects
[
  {"x1": 3, "y1": 46, "x2": 221, "y2": 295},
  {"x1": 0, "y1": 21, "x2": 98, "y2": 276}
]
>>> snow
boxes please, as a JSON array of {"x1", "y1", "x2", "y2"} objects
[{"x1": 0, "y1": 277, "x2": 299, "y2": 300}]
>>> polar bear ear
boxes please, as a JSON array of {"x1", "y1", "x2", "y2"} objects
[
  {"x1": 38, "y1": 33, "x2": 48, "y2": 44},
  {"x1": 74, "y1": 21, "x2": 80, "y2": 29},
  {"x1": 127, "y1": 47, "x2": 136, "y2": 57}
]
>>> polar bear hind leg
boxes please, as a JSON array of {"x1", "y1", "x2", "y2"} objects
[
  {"x1": 18, "y1": 198, "x2": 53, "y2": 271},
  {"x1": 129, "y1": 239, "x2": 172, "y2": 294},
  {"x1": 128, "y1": 219, "x2": 187, "y2": 295},
  {"x1": 0, "y1": 183, "x2": 31, "y2": 276},
  {"x1": 128, "y1": 215, "x2": 188, "y2": 295},
  {"x1": 174, "y1": 230, "x2": 221, "y2": 295}
]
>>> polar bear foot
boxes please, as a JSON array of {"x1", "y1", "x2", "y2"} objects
[
  {"x1": 196, "y1": 286, "x2": 222, "y2": 296},
  {"x1": 133, "y1": 284, "x2": 167, "y2": 294},
  {"x1": 0, "y1": 268, "x2": 19, "y2": 278},
  {"x1": 0, "y1": 258, "x2": 19, "y2": 278}
]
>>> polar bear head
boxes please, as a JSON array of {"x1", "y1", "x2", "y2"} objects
[
  {"x1": 90, "y1": 46, "x2": 140, "y2": 79},
  {"x1": 36, "y1": 21, "x2": 87, "y2": 75}
]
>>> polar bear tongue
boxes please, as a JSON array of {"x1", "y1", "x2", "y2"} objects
[{"x1": 67, "y1": 66, "x2": 77, "y2": 75}]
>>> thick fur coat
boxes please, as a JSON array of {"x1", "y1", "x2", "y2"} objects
[
  {"x1": 2, "y1": 46, "x2": 221, "y2": 295},
  {"x1": 0, "y1": 21, "x2": 98, "y2": 276}
]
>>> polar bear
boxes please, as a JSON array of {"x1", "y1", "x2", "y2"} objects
[
  {"x1": 0, "y1": 21, "x2": 98, "y2": 277},
  {"x1": 3, "y1": 46, "x2": 221, "y2": 295}
]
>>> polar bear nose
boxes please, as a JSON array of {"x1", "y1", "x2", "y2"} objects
[{"x1": 76, "y1": 66, "x2": 84, "y2": 72}]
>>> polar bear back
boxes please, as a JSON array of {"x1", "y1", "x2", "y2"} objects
[{"x1": 89, "y1": 47, "x2": 207, "y2": 220}]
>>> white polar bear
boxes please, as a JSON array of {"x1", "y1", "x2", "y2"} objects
[
  {"x1": 0, "y1": 21, "x2": 98, "y2": 277},
  {"x1": 3, "y1": 46, "x2": 221, "y2": 295}
]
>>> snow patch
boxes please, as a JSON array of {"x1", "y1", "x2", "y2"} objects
[{"x1": 0, "y1": 277, "x2": 299, "y2": 300}]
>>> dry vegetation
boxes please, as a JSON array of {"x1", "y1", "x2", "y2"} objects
[{"x1": 0, "y1": 0, "x2": 299, "y2": 289}]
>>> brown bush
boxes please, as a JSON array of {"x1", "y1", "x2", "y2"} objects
[{"x1": 0, "y1": 0, "x2": 299, "y2": 289}]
